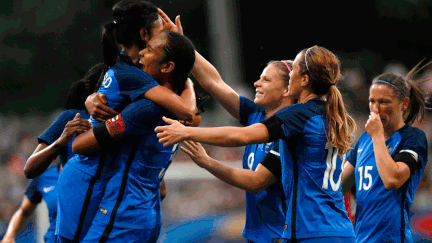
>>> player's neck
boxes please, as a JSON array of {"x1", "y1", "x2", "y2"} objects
[
  {"x1": 156, "y1": 76, "x2": 174, "y2": 92},
  {"x1": 265, "y1": 98, "x2": 296, "y2": 118},
  {"x1": 384, "y1": 120, "x2": 405, "y2": 139},
  {"x1": 122, "y1": 45, "x2": 140, "y2": 64}
]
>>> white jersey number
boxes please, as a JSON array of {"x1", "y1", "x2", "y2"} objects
[
  {"x1": 358, "y1": 166, "x2": 373, "y2": 191},
  {"x1": 247, "y1": 153, "x2": 254, "y2": 170},
  {"x1": 322, "y1": 143, "x2": 343, "y2": 191},
  {"x1": 102, "y1": 73, "x2": 112, "y2": 88}
]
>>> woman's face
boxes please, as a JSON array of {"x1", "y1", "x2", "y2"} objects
[
  {"x1": 253, "y1": 64, "x2": 288, "y2": 108},
  {"x1": 288, "y1": 53, "x2": 305, "y2": 99},
  {"x1": 139, "y1": 32, "x2": 167, "y2": 77},
  {"x1": 369, "y1": 84, "x2": 407, "y2": 129}
]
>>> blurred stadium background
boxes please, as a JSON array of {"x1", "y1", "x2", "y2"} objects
[{"x1": 1, "y1": 0, "x2": 432, "y2": 242}]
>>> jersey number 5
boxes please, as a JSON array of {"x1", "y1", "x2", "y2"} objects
[{"x1": 322, "y1": 143, "x2": 343, "y2": 191}]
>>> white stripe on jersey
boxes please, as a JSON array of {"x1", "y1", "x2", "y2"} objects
[
  {"x1": 399, "y1": 149, "x2": 418, "y2": 160},
  {"x1": 270, "y1": 150, "x2": 280, "y2": 157}
]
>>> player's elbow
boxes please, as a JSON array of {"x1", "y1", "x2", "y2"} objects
[
  {"x1": 248, "y1": 185, "x2": 266, "y2": 194},
  {"x1": 245, "y1": 177, "x2": 268, "y2": 194},
  {"x1": 177, "y1": 108, "x2": 197, "y2": 122},
  {"x1": 383, "y1": 178, "x2": 403, "y2": 190},
  {"x1": 23, "y1": 164, "x2": 36, "y2": 179}
]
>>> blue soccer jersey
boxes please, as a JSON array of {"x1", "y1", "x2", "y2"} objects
[
  {"x1": 82, "y1": 99, "x2": 178, "y2": 241},
  {"x1": 239, "y1": 96, "x2": 286, "y2": 242},
  {"x1": 268, "y1": 98, "x2": 355, "y2": 240},
  {"x1": 72, "y1": 51, "x2": 159, "y2": 177},
  {"x1": 346, "y1": 126, "x2": 428, "y2": 243},
  {"x1": 56, "y1": 54, "x2": 159, "y2": 241},
  {"x1": 38, "y1": 109, "x2": 90, "y2": 166},
  {"x1": 24, "y1": 165, "x2": 60, "y2": 243},
  {"x1": 90, "y1": 51, "x2": 158, "y2": 127}
]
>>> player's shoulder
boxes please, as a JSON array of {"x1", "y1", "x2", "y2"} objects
[
  {"x1": 399, "y1": 125, "x2": 426, "y2": 138},
  {"x1": 357, "y1": 131, "x2": 371, "y2": 143},
  {"x1": 112, "y1": 60, "x2": 152, "y2": 80},
  {"x1": 398, "y1": 125, "x2": 427, "y2": 148},
  {"x1": 276, "y1": 98, "x2": 325, "y2": 117}
]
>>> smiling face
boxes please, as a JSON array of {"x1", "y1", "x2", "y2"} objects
[
  {"x1": 138, "y1": 32, "x2": 168, "y2": 77},
  {"x1": 369, "y1": 84, "x2": 408, "y2": 130},
  {"x1": 253, "y1": 64, "x2": 289, "y2": 109}
]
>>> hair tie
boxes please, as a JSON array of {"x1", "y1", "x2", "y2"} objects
[
  {"x1": 304, "y1": 47, "x2": 312, "y2": 72},
  {"x1": 282, "y1": 61, "x2": 292, "y2": 73},
  {"x1": 373, "y1": 80, "x2": 407, "y2": 97}
]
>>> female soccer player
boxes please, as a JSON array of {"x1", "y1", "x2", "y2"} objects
[
  {"x1": 342, "y1": 67, "x2": 429, "y2": 243},
  {"x1": 1, "y1": 64, "x2": 104, "y2": 243},
  {"x1": 70, "y1": 31, "x2": 196, "y2": 243},
  {"x1": 191, "y1": 58, "x2": 293, "y2": 243},
  {"x1": 91, "y1": 10, "x2": 293, "y2": 241},
  {"x1": 55, "y1": 2, "x2": 199, "y2": 242},
  {"x1": 1, "y1": 164, "x2": 60, "y2": 243},
  {"x1": 24, "y1": 63, "x2": 103, "y2": 178},
  {"x1": 162, "y1": 10, "x2": 292, "y2": 242},
  {"x1": 156, "y1": 46, "x2": 357, "y2": 243}
]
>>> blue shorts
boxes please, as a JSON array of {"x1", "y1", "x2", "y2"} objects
[
  {"x1": 55, "y1": 162, "x2": 107, "y2": 241},
  {"x1": 281, "y1": 237, "x2": 356, "y2": 243},
  {"x1": 81, "y1": 220, "x2": 161, "y2": 243}
]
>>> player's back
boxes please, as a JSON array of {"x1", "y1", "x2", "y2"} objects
[{"x1": 274, "y1": 98, "x2": 354, "y2": 239}]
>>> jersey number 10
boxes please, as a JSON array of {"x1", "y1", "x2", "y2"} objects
[{"x1": 322, "y1": 143, "x2": 343, "y2": 191}]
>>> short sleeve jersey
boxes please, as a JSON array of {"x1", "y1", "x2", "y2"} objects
[
  {"x1": 238, "y1": 96, "x2": 286, "y2": 242},
  {"x1": 91, "y1": 99, "x2": 178, "y2": 230},
  {"x1": 270, "y1": 98, "x2": 355, "y2": 240},
  {"x1": 89, "y1": 52, "x2": 159, "y2": 127},
  {"x1": 38, "y1": 109, "x2": 89, "y2": 165},
  {"x1": 346, "y1": 126, "x2": 428, "y2": 243},
  {"x1": 69, "y1": 52, "x2": 159, "y2": 177},
  {"x1": 24, "y1": 165, "x2": 60, "y2": 243}
]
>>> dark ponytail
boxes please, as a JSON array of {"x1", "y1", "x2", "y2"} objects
[
  {"x1": 98, "y1": 0, "x2": 159, "y2": 90},
  {"x1": 66, "y1": 63, "x2": 105, "y2": 110},
  {"x1": 66, "y1": 80, "x2": 86, "y2": 110},
  {"x1": 162, "y1": 32, "x2": 196, "y2": 94}
]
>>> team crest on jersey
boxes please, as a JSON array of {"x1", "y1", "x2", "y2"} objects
[
  {"x1": 99, "y1": 207, "x2": 108, "y2": 215},
  {"x1": 263, "y1": 142, "x2": 273, "y2": 151},
  {"x1": 106, "y1": 114, "x2": 126, "y2": 140},
  {"x1": 387, "y1": 146, "x2": 393, "y2": 154}
]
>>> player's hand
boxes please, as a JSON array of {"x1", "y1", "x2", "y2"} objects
[
  {"x1": 158, "y1": 8, "x2": 183, "y2": 34},
  {"x1": 365, "y1": 111, "x2": 384, "y2": 139},
  {"x1": 181, "y1": 140, "x2": 210, "y2": 167},
  {"x1": 85, "y1": 93, "x2": 118, "y2": 122},
  {"x1": 57, "y1": 113, "x2": 92, "y2": 146},
  {"x1": 155, "y1": 116, "x2": 189, "y2": 147}
]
